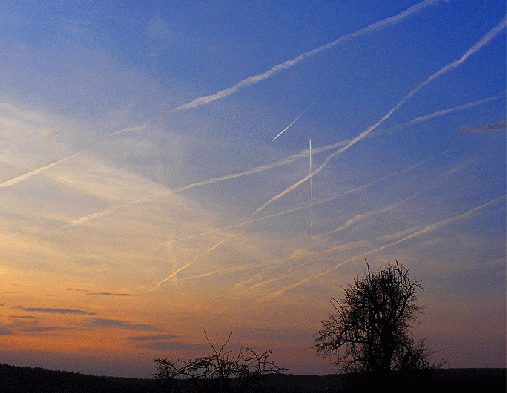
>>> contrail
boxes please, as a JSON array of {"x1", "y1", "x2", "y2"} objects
[
  {"x1": 238, "y1": 162, "x2": 475, "y2": 301},
  {"x1": 254, "y1": 194, "x2": 506, "y2": 303},
  {"x1": 328, "y1": 205, "x2": 397, "y2": 234},
  {"x1": 371, "y1": 194, "x2": 506, "y2": 254},
  {"x1": 170, "y1": 0, "x2": 444, "y2": 112},
  {"x1": 0, "y1": 122, "x2": 149, "y2": 190},
  {"x1": 110, "y1": 122, "x2": 150, "y2": 137},
  {"x1": 323, "y1": 157, "x2": 459, "y2": 237},
  {"x1": 2, "y1": 91, "x2": 494, "y2": 194},
  {"x1": 0, "y1": 152, "x2": 82, "y2": 188},
  {"x1": 68, "y1": 138, "x2": 351, "y2": 226},
  {"x1": 309, "y1": 138, "x2": 314, "y2": 227},
  {"x1": 272, "y1": 103, "x2": 315, "y2": 141},
  {"x1": 174, "y1": 150, "x2": 448, "y2": 241},
  {"x1": 253, "y1": 16, "x2": 507, "y2": 215},
  {"x1": 385, "y1": 95, "x2": 503, "y2": 134},
  {"x1": 68, "y1": 89, "x2": 495, "y2": 227},
  {"x1": 174, "y1": 264, "x2": 258, "y2": 282},
  {"x1": 157, "y1": 237, "x2": 228, "y2": 286}
]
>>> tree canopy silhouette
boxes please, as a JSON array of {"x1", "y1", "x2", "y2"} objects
[{"x1": 315, "y1": 261, "x2": 438, "y2": 376}]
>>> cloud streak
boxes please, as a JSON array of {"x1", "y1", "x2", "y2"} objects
[
  {"x1": 170, "y1": 0, "x2": 443, "y2": 112},
  {"x1": 86, "y1": 318, "x2": 164, "y2": 332},
  {"x1": 460, "y1": 120, "x2": 507, "y2": 133},
  {"x1": 0, "y1": 152, "x2": 81, "y2": 189},
  {"x1": 157, "y1": 237, "x2": 229, "y2": 286},
  {"x1": 174, "y1": 150, "x2": 449, "y2": 242},
  {"x1": 384, "y1": 95, "x2": 504, "y2": 135},
  {"x1": 67, "y1": 92, "x2": 496, "y2": 229},
  {"x1": 15, "y1": 306, "x2": 96, "y2": 316},
  {"x1": 371, "y1": 194, "x2": 506, "y2": 254},
  {"x1": 255, "y1": 194, "x2": 506, "y2": 303},
  {"x1": 86, "y1": 292, "x2": 133, "y2": 297},
  {"x1": 68, "y1": 138, "x2": 351, "y2": 226},
  {"x1": 128, "y1": 334, "x2": 179, "y2": 341},
  {"x1": 272, "y1": 103, "x2": 315, "y2": 141},
  {"x1": 253, "y1": 16, "x2": 507, "y2": 215}
]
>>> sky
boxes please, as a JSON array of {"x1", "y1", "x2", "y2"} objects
[{"x1": 0, "y1": 0, "x2": 505, "y2": 378}]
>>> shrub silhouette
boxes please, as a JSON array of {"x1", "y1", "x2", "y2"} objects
[{"x1": 154, "y1": 331, "x2": 286, "y2": 393}]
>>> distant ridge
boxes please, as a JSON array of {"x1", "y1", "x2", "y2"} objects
[
  {"x1": 0, "y1": 363, "x2": 152, "y2": 393},
  {"x1": 0, "y1": 363, "x2": 504, "y2": 392}
]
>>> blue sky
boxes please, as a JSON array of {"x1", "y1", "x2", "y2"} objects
[{"x1": 0, "y1": 0, "x2": 505, "y2": 377}]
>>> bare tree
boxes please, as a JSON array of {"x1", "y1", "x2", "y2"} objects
[
  {"x1": 154, "y1": 331, "x2": 287, "y2": 393},
  {"x1": 315, "y1": 261, "x2": 439, "y2": 378}
]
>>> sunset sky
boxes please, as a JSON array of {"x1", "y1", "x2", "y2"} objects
[{"x1": 0, "y1": 0, "x2": 505, "y2": 378}]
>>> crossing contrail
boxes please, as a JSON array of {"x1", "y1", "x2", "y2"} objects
[
  {"x1": 272, "y1": 103, "x2": 315, "y2": 141},
  {"x1": 259, "y1": 194, "x2": 506, "y2": 302},
  {"x1": 385, "y1": 95, "x2": 503, "y2": 134},
  {"x1": 2, "y1": 91, "x2": 496, "y2": 194},
  {"x1": 170, "y1": 0, "x2": 444, "y2": 112},
  {"x1": 253, "y1": 194, "x2": 506, "y2": 304},
  {"x1": 67, "y1": 139, "x2": 351, "y2": 226},
  {"x1": 67, "y1": 88, "x2": 496, "y2": 228},
  {"x1": 174, "y1": 150, "x2": 448, "y2": 242},
  {"x1": 253, "y1": 16, "x2": 507, "y2": 215},
  {"x1": 157, "y1": 237, "x2": 229, "y2": 286},
  {"x1": 371, "y1": 195, "x2": 506, "y2": 254}
]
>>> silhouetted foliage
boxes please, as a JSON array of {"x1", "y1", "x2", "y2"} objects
[
  {"x1": 154, "y1": 331, "x2": 287, "y2": 393},
  {"x1": 315, "y1": 261, "x2": 440, "y2": 381}
]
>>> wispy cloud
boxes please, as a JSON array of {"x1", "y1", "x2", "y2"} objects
[
  {"x1": 15, "y1": 306, "x2": 96, "y2": 316},
  {"x1": 253, "y1": 16, "x2": 507, "y2": 215},
  {"x1": 86, "y1": 292, "x2": 133, "y2": 297},
  {"x1": 86, "y1": 318, "x2": 163, "y2": 332},
  {"x1": 128, "y1": 334, "x2": 179, "y2": 342},
  {"x1": 170, "y1": 0, "x2": 443, "y2": 112},
  {"x1": 460, "y1": 120, "x2": 506, "y2": 133},
  {"x1": 141, "y1": 342, "x2": 208, "y2": 351},
  {"x1": 0, "y1": 325, "x2": 13, "y2": 335}
]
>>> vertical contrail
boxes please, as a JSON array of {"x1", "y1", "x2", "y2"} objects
[
  {"x1": 67, "y1": 90, "x2": 497, "y2": 228},
  {"x1": 170, "y1": 0, "x2": 444, "y2": 112},
  {"x1": 67, "y1": 138, "x2": 352, "y2": 227},
  {"x1": 309, "y1": 138, "x2": 314, "y2": 227},
  {"x1": 174, "y1": 150, "x2": 448, "y2": 242},
  {"x1": 272, "y1": 103, "x2": 315, "y2": 141},
  {"x1": 253, "y1": 16, "x2": 507, "y2": 215}
]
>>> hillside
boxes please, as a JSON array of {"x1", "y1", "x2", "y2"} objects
[{"x1": 0, "y1": 364, "x2": 504, "y2": 392}]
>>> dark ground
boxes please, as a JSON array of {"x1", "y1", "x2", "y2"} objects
[{"x1": 0, "y1": 363, "x2": 504, "y2": 392}]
